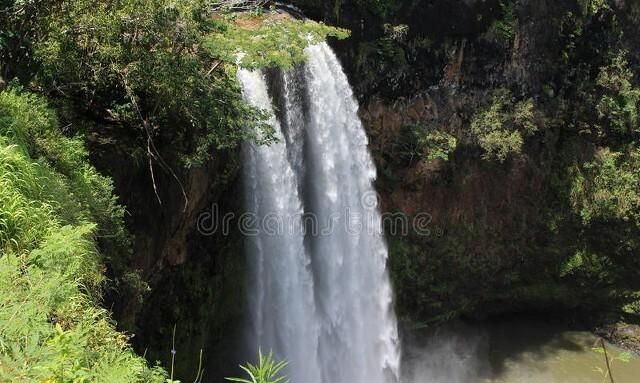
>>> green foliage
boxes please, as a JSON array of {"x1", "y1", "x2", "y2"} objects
[
  {"x1": 353, "y1": 37, "x2": 407, "y2": 94},
  {"x1": 226, "y1": 350, "x2": 288, "y2": 383},
  {"x1": 30, "y1": 0, "x2": 275, "y2": 166},
  {"x1": 595, "y1": 51, "x2": 640, "y2": 138},
  {"x1": 0, "y1": 86, "x2": 56, "y2": 153},
  {"x1": 0, "y1": 229, "x2": 168, "y2": 383},
  {"x1": 387, "y1": 237, "x2": 433, "y2": 320},
  {"x1": 581, "y1": 0, "x2": 610, "y2": 16},
  {"x1": 567, "y1": 146, "x2": 640, "y2": 295},
  {"x1": 559, "y1": 251, "x2": 585, "y2": 278},
  {"x1": 486, "y1": 0, "x2": 517, "y2": 43},
  {"x1": 570, "y1": 147, "x2": 640, "y2": 225},
  {"x1": 204, "y1": 13, "x2": 349, "y2": 70},
  {"x1": 513, "y1": 98, "x2": 538, "y2": 134},
  {"x1": 409, "y1": 126, "x2": 457, "y2": 162},
  {"x1": 558, "y1": 11, "x2": 585, "y2": 64},
  {"x1": 476, "y1": 129, "x2": 523, "y2": 162},
  {"x1": 0, "y1": 90, "x2": 165, "y2": 382},
  {"x1": 0, "y1": 87, "x2": 128, "y2": 249},
  {"x1": 0, "y1": 0, "x2": 58, "y2": 81},
  {"x1": 471, "y1": 90, "x2": 539, "y2": 162},
  {"x1": 0, "y1": 139, "x2": 55, "y2": 252},
  {"x1": 558, "y1": 248, "x2": 617, "y2": 286}
]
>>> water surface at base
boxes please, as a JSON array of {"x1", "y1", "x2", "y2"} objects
[{"x1": 403, "y1": 319, "x2": 640, "y2": 383}]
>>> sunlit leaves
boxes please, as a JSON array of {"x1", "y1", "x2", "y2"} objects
[
  {"x1": 470, "y1": 90, "x2": 540, "y2": 162},
  {"x1": 570, "y1": 147, "x2": 640, "y2": 226},
  {"x1": 204, "y1": 12, "x2": 349, "y2": 70}
]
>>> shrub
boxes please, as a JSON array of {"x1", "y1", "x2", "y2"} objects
[
  {"x1": 570, "y1": 147, "x2": 640, "y2": 225},
  {"x1": 470, "y1": 90, "x2": 539, "y2": 162},
  {"x1": 410, "y1": 126, "x2": 457, "y2": 162},
  {"x1": 595, "y1": 51, "x2": 640, "y2": 138}
]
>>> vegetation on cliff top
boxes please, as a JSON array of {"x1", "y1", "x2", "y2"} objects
[
  {"x1": 2, "y1": 0, "x2": 347, "y2": 167},
  {"x1": 205, "y1": 12, "x2": 349, "y2": 69}
]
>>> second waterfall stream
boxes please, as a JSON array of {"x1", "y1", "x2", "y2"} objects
[{"x1": 238, "y1": 42, "x2": 400, "y2": 383}]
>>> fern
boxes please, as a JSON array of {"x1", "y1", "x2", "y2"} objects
[
  {"x1": 226, "y1": 350, "x2": 289, "y2": 383},
  {"x1": 0, "y1": 89, "x2": 166, "y2": 382}
]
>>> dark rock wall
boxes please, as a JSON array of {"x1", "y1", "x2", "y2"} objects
[{"x1": 290, "y1": 0, "x2": 640, "y2": 321}]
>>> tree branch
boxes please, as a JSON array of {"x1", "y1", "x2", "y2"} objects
[
  {"x1": 118, "y1": 68, "x2": 190, "y2": 212},
  {"x1": 601, "y1": 338, "x2": 616, "y2": 383}
]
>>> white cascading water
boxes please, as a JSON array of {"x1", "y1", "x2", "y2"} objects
[
  {"x1": 239, "y1": 42, "x2": 400, "y2": 383},
  {"x1": 238, "y1": 68, "x2": 323, "y2": 383}
]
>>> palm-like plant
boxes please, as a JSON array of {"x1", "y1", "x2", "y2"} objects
[{"x1": 226, "y1": 350, "x2": 289, "y2": 383}]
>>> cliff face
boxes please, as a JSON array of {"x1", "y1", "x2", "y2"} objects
[
  {"x1": 290, "y1": 0, "x2": 640, "y2": 322},
  {"x1": 87, "y1": 120, "x2": 247, "y2": 379}
]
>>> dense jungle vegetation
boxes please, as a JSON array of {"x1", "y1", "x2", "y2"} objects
[{"x1": 1, "y1": 0, "x2": 640, "y2": 381}]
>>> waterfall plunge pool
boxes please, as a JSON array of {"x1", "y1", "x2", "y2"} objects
[{"x1": 401, "y1": 318, "x2": 640, "y2": 383}]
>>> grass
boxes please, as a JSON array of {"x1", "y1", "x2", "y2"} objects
[{"x1": 0, "y1": 88, "x2": 168, "y2": 382}]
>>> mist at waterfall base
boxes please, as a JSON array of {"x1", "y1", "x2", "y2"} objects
[
  {"x1": 235, "y1": 43, "x2": 640, "y2": 383},
  {"x1": 400, "y1": 319, "x2": 640, "y2": 383}
]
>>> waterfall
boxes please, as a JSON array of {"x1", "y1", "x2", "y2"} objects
[
  {"x1": 239, "y1": 42, "x2": 400, "y2": 383},
  {"x1": 238, "y1": 68, "x2": 323, "y2": 383}
]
